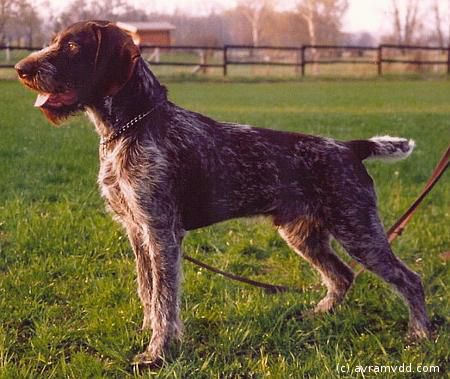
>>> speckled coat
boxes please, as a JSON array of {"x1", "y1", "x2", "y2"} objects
[{"x1": 15, "y1": 21, "x2": 431, "y2": 367}]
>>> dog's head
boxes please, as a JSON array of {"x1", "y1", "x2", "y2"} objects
[{"x1": 15, "y1": 20, "x2": 140, "y2": 124}]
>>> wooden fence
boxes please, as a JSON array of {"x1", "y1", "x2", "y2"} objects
[{"x1": 1, "y1": 44, "x2": 449, "y2": 76}]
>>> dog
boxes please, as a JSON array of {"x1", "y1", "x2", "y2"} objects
[{"x1": 15, "y1": 20, "x2": 431, "y2": 367}]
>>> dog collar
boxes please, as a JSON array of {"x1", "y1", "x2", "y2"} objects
[{"x1": 100, "y1": 104, "x2": 160, "y2": 146}]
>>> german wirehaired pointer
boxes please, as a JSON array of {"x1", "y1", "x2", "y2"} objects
[{"x1": 16, "y1": 21, "x2": 431, "y2": 366}]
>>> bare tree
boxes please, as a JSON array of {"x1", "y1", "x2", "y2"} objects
[
  {"x1": 53, "y1": 0, "x2": 145, "y2": 32},
  {"x1": 11, "y1": 0, "x2": 40, "y2": 46},
  {"x1": 390, "y1": 0, "x2": 421, "y2": 45},
  {"x1": 237, "y1": 0, "x2": 274, "y2": 46},
  {"x1": 298, "y1": 0, "x2": 315, "y2": 46},
  {"x1": 52, "y1": 0, "x2": 91, "y2": 32},
  {"x1": 433, "y1": 1, "x2": 444, "y2": 46},
  {"x1": 297, "y1": 0, "x2": 348, "y2": 44},
  {"x1": 448, "y1": 0, "x2": 450, "y2": 46},
  {"x1": 0, "y1": 0, "x2": 13, "y2": 44},
  {"x1": 432, "y1": 0, "x2": 450, "y2": 47},
  {"x1": 0, "y1": 0, "x2": 42, "y2": 45},
  {"x1": 297, "y1": 0, "x2": 318, "y2": 72},
  {"x1": 296, "y1": 0, "x2": 348, "y2": 73}
]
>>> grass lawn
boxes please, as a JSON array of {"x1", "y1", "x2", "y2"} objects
[{"x1": 0, "y1": 79, "x2": 449, "y2": 378}]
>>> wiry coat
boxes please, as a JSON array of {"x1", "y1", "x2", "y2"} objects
[{"x1": 15, "y1": 21, "x2": 431, "y2": 367}]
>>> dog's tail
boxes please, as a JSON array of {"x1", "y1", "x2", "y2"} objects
[{"x1": 346, "y1": 135, "x2": 415, "y2": 162}]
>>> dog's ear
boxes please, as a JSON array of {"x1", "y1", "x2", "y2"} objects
[{"x1": 88, "y1": 21, "x2": 140, "y2": 97}]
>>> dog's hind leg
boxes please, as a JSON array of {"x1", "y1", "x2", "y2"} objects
[
  {"x1": 329, "y1": 206, "x2": 431, "y2": 340},
  {"x1": 278, "y1": 218, "x2": 354, "y2": 313}
]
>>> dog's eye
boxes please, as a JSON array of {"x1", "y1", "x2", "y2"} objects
[{"x1": 66, "y1": 41, "x2": 80, "y2": 54}]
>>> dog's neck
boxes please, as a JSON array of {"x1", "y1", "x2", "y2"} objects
[{"x1": 86, "y1": 58, "x2": 167, "y2": 139}]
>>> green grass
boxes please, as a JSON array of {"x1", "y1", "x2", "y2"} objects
[{"x1": 0, "y1": 79, "x2": 449, "y2": 378}]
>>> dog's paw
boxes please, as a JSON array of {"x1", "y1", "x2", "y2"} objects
[
  {"x1": 406, "y1": 321, "x2": 432, "y2": 343},
  {"x1": 132, "y1": 351, "x2": 164, "y2": 370},
  {"x1": 406, "y1": 328, "x2": 431, "y2": 342},
  {"x1": 313, "y1": 293, "x2": 342, "y2": 314}
]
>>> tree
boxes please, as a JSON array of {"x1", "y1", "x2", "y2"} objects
[
  {"x1": 0, "y1": 0, "x2": 14, "y2": 44},
  {"x1": 297, "y1": 0, "x2": 348, "y2": 45},
  {"x1": 52, "y1": 0, "x2": 91, "y2": 33},
  {"x1": 236, "y1": 0, "x2": 274, "y2": 46},
  {"x1": 12, "y1": 0, "x2": 41, "y2": 46},
  {"x1": 390, "y1": 0, "x2": 421, "y2": 45},
  {"x1": 432, "y1": 0, "x2": 450, "y2": 47},
  {"x1": 53, "y1": 0, "x2": 144, "y2": 32},
  {"x1": 0, "y1": 0, "x2": 42, "y2": 46},
  {"x1": 296, "y1": 0, "x2": 348, "y2": 73}
]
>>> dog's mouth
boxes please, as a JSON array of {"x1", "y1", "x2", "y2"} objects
[
  {"x1": 31, "y1": 87, "x2": 82, "y2": 124},
  {"x1": 34, "y1": 89, "x2": 79, "y2": 109}
]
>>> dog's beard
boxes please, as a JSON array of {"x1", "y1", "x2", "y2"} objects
[
  {"x1": 39, "y1": 101, "x2": 83, "y2": 124},
  {"x1": 19, "y1": 70, "x2": 82, "y2": 125}
]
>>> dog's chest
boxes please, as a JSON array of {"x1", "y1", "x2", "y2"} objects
[{"x1": 98, "y1": 145, "x2": 144, "y2": 224}]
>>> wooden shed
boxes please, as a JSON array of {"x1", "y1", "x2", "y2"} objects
[{"x1": 116, "y1": 21, "x2": 176, "y2": 46}]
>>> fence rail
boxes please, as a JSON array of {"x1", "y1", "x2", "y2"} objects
[{"x1": 1, "y1": 44, "x2": 449, "y2": 76}]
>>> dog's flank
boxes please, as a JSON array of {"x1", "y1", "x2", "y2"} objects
[{"x1": 15, "y1": 21, "x2": 431, "y2": 367}]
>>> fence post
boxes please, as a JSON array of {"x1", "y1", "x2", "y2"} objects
[
  {"x1": 377, "y1": 45, "x2": 383, "y2": 76},
  {"x1": 200, "y1": 50, "x2": 206, "y2": 74},
  {"x1": 223, "y1": 45, "x2": 228, "y2": 76},
  {"x1": 447, "y1": 46, "x2": 450, "y2": 75},
  {"x1": 301, "y1": 46, "x2": 306, "y2": 76}
]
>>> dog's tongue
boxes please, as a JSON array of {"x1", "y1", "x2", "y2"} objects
[
  {"x1": 34, "y1": 90, "x2": 78, "y2": 108},
  {"x1": 34, "y1": 93, "x2": 51, "y2": 107}
]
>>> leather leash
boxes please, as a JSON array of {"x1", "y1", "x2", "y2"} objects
[
  {"x1": 387, "y1": 144, "x2": 449, "y2": 243},
  {"x1": 183, "y1": 254, "x2": 296, "y2": 293},
  {"x1": 184, "y1": 144, "x2": 449, "y2": 293}
]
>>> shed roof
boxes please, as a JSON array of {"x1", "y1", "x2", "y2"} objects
[{"x1": 116, "y1": 21, "x2": 176, "y2": 33}]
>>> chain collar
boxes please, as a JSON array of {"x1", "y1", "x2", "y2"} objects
[{"x1": 100, "y1": 104, "x2": 160, "y2": 146}]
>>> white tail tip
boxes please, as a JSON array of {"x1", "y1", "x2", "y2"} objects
[{"x1": 368, "y1": 135, "x2": 415, "y2": 161}]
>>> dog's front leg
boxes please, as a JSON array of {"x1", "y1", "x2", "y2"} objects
[
  {"x1": 125, "y1": 225, "x2": 153, "y2": 330},
  {"x1": 134, "y1": 225, "x2": 183, "y2": 367}
]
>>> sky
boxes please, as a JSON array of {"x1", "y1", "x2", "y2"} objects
[
  {"x1": 36, "y1": 0, "x2": 435, "y2": 36},
  {"x1": 132, "y1": 0, "x2": 432, "y2": 35}
]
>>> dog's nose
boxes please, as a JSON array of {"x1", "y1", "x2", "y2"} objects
[{"x1": 15, "y1": 60, "x2": 36, "y2": 79}]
